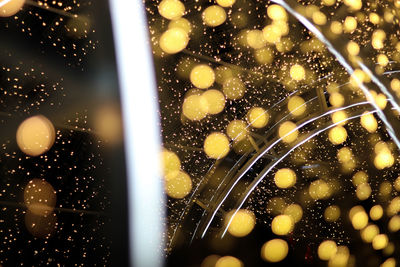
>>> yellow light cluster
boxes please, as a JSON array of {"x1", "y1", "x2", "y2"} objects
[
  {"x1": 262, "y1": 4, "x2": 289, "y2": 46},
  {"x1": 360, "y1": 112, "x2": 378, "y2": 133},
  {"x1": 372, "y1": 29, "x2": 386, "y2": 50},
  {"x1": 373, "y1": 142, "x2": 394, "y2": 170},
  {"x1": 161, "y1": 149, "x2": 193, "y2": 199},
  {"x1": 182, "y1": 87, "x2": 226, "y2": 121},
  {"x1": 349, "y1": 206, "x2": 368, "y2": 230},
  {"x1": 318, "y1": 240, "x2": 337, "y2": 261}
]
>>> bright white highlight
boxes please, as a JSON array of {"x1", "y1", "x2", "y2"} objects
[{"x1": 109, "y1": 0, "x2": 164, "y2": 266}]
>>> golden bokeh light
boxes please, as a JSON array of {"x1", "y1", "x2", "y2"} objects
[
  {"x1": 201, "y1": 255, "x2": 220, "y2": 267},
  {"x1": 360, "y1": 112, "x2": 378, "y2": 133},
  {"x1": 94, "y1": 104, "x2": 123, "y2": 144},
  {"x1": 328, "y1": 126, "x2": 347, "y2": 145},
  {"x1": 331, "y1": 110, "x2": 348, "y2": 126},
  {"x1": 388, "y1": 215, "x2": 400, "y2": 232},
  {"x1": 360, "y1": 224, "x2": 379, "y2": 243},
  {"x1": 16, "y1": 115, "x2": 56, "y2": 157},
  {"x1": 370, "y1": 205, "x2": 383, "y2": 221},
  {"x1": 312, "y1": 11, "x2": 327, "y2": 26},
  {"x1": 324, "y1": 205, "x2": 341, "y2": 222},
  {"x1": 274, "y1": 168, "x2": 296, "y2": 189},
  {"x1": 159, "y1": 28, "x2": 189, "y2": 54},
  {"x1": 168, "y1": 17, "x2": 192, "y2": 34},
  {"x1": 318, "y1": 240, "x2": 337, "y2": 261},
  {"x1": 226, "y1": 120, "x2": 248, "y2": 142},
  {"x1": 383, "y1": 243, "x2": 395, "y2": 257},
  {"x1": 190, "y1": 65, "x2": 215, "y2": 89},
  {"x1": 161, "y1": 149, "x2": 181, "y2": 179},
  {"x1": 271, "y1": 214, "x2": 293, "y2": 235},
  {"x1": 374, "y1": 149, "x2": 394, "y2": 170},
  {"x1": 283, "y1": 203, "x2": 303, "y2": 223},
  {"x1": 346, "y1": 41, "x2": 360, "y2": 56},
  {"x1": 202, "y1": 89, "x2": 225, "y2": 115},
  {"x1": 278, "y1": 121, "x2": 298, "y2": 143},
  {"x1": 343, "y1": 16, "x2": 357, "y2": 33},
  {"x1": 158, "y1": 0, "x2": 185, "y2": 20},
  {"x1": 329, "y1": 92, "x2": 344, "y2": 107},
  {"x1": 387, "y1": 197, "x2": 400, "y2": 217},
  {"x1": 222, "y1": 77, "x2": 246, "y2": 100},
  {"x1": 289, "y1": 64, "x2": 305, "y2": 81},
  {"x1": 182, "y1": 94, "x2": 209, "y2": 121},
  {"x1": 337, "y1": 147, "x2": 354, "y2": 163},
  {"x1": 267, "y1": 5, "x2": 287, "y2": 21},
  {"x1": 262, "y1": 24, "x2": 283, "y2": 44},
  {"x1": 380, "y1": 258, "x2": 396, "y2": 267},
  {"x1": 247, "y1": 107, "x2": 269, "y2": 128},
  {"x1": 394, "y1": 176, "x2": 400, "y2": 192},
  {"x1": 322, "y1": 0, "x2": 335, "y2": 6},
  {"x1": 216, "y1": 0, "x2": 235, "y2": 8},
  {"x1": 254, "y1": 47, "x2": 274, "y2": 64},
  {"x1": 164, "y1": 170, "x2": 192, "y2": 199},
  {"x1": 215, "y1": 256, "x2": 243, "y2": 267},
  {"x1": 225, "y1": 209, "x2": 255, "y2": 237},
  {"x1": 25, "y1": 210, "x2": 57, "y2": 239},
  {"x1": 356, "y1": 183, "x2": 371, "y2": 201},
  {"x1": 351, "y1": 210, "x2": 369, "y2": 230},
  {"x1": 202, "y1": 5, "x2": 226, "y2": 27},
  {"x1": 24, "y1": 179, "x2": 56, "y2": 216},
  {"x1": 309, "y1": 179, "x2": 331, "y2": 200},
  {"x1": 204, "y1": 132, "x2": 230, "y2": 159},
  {"x1": 327, "y1": 246, "x2": 350, "y2": 267},
  {"x1": 352, "y1": 171, "x2": 368, "y2": 186},
  {"x1": 261, "y1": 239, "x2": 288, "y2": 263},
  {"x1": 372, "y1": 234, "x2": 388, "y2": 250},
  {"x1": 288, "y1": 96, "x2": 306, "y2": 117},
  {"x1": 246, "y1": 30, "x2": 266, "y2": 49}
]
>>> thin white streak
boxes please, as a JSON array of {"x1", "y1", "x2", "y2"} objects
[
  {"x1": 0, "y1": 0, "x2": 12, "y2": 8},
  {"x1": 383, "y1": 70, "x2": 400, "y2": 75}
]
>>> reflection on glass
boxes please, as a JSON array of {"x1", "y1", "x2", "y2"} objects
[{"x1": 24, "y1": 179, "x2": 56, "y2": 216}]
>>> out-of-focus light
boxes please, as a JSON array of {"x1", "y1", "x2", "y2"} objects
[
  {"x1": 0, "y1": 0, "x2": 25, "y2": 17},
  {"x1": 16, "y1": 115, "x2": 56, "y2": 157}
]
